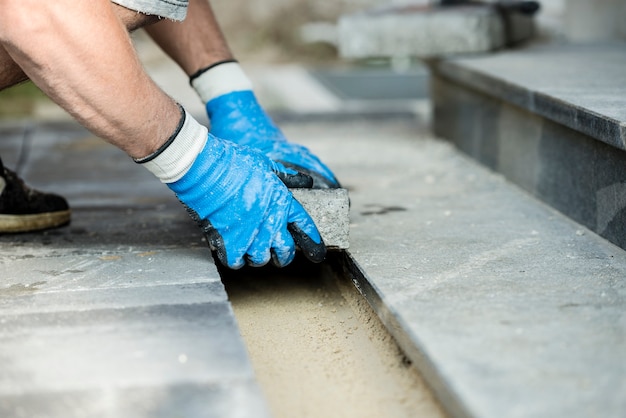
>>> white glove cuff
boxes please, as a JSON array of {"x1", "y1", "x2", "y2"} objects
[
  {"x1": 136, "y1": 108, "x2": 208, "y2": 184},
  {"x1": 191, "y1": 62, "x2": 253, "y2": 103}
]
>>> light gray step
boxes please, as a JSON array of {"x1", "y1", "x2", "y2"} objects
[
  {"x1": 0, "y1": 126, "x2": 270, "y2": 418},
  {"x1": 285, "y1": 117, "x2": 626, "y2": 418},
  {"x1": 431, "y1": 42, "x2": 626, "y2": 252}
]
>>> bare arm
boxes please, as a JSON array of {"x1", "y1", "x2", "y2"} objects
[
  {"x1": 0, "y1": 3, "x2": 158, "y2": 92},
  {"x1": 0, "y1": 0, "x2": 179, "y2": 158},
  {"x1": 145, "y1": 0, "x2": 233, "y2": 76}
]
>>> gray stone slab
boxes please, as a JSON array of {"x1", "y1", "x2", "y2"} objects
[
  {"x1": 0, "y1": 282, "x2": 227, "y2": 314},
  {"x1": 0, "y1": 243, "x2": 218, "y2": 290},
  {"x1": 338, "y1": 3, "x2": 535, "y2": 59},
  {"x1": 284, "y1": 119, "x2": 626, "y2": 418},
  {"x1": 0, "y1": 304, "x2": 251, "y2": 392},
  {"x1": 0, "y1": 304, "x2": 267, "y2": 418},
  {"x1": 1, "y1": 382, "x2": 267, "y2": 418},
  {"x1": 0, "y1": 126, "x2": 270, "y2": 418},
  {"x1": 433, "y1": 42, "x2": 626, "y2": 150},
  {"x1": 432, "y1": 69, "x2": 626, "y2": 253},
  {"x1": 291, "y1": 188, "x2": 350, "y2": 249},
  {"x1": 338, "y1": 4, "x2": 502, "y2": 58}
]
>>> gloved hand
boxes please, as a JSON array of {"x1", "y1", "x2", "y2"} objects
[
  {"x1": 138, "y1": 109, "x2": 326, "y2": 269},
  {"x1": 191, "y1": 61, "x2": 340, "y2": 189}
]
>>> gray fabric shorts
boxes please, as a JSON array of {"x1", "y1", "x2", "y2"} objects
[{"x1": 111, "y1": 0, "x2": 188, "y2": 21}]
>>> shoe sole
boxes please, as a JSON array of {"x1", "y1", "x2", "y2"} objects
[{"x1": 0, "y1": 210, "x2": 71, "y2": 233}]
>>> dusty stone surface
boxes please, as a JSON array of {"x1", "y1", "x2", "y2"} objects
[
  {"x1": 291, "y1": 188, "x2": 350, "y2": 249},
  {"x1": 338, "y1": 5, "x2": 506, "y2": 59},
  {"x1": 282, "y1": 117, "x2": 626, "y2": 418},
  {"x1": 0, "y1": 128, "x2": 270, "y2": 418}
]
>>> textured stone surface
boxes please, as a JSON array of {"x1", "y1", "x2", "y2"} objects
[
  {"x1": 291, "y1": 188, "x2": 350, "y2": 249},
  {"x1": 0, "y1": 126, "x2": 269, "y2": 418},
  {"x1": 0, "y1": 304, "x2": 252, "y2": 393},
  {"x1": 0, "y1": 382, "x2": 267, "y2": 418},
  {"x1": 4, "y1": 70, "x2": 626, "y2": 418},
  {"x1": 338, "y1": 3, "x2": 534, "y2": 59},
  {"x1": 283, "y1": 118, "x2": 626, "y2": 418},
  {"x1": 433, "y1": 43, "x2": 626, "y2": 150},
  {"x1": 564, "y1": 0, "x2": 626, "y2": 42},
  {"x1": 432, "y1": 42, "x2": 626, "y2": 252}
]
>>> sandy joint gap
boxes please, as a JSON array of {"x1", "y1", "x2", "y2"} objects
[{"x1": 219, "y1": 254, "x2": 446, "y2": 418}]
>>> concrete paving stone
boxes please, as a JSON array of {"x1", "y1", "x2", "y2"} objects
[
  {"x1": 433, "y1": 42, "x2": 626, "y2": 150},
  {"x1": 282, "y1": 118, "x2": 626, "y2": 418},
  {"x1": 0, "y1": 299, "x2": 269, "y2": 417},
  {"x1": 431, "y1": 42, "x2": 626, "y2": 253},
  {"x1": 1, "y1": 233, "x2": 215, "y2": 280},
  {"x1": 338, "y1": 3, "x2": 534, "y2": 59},
  {"x1": 0, "y1": 207, "x2": 220, "y2": 293},
  {"x1": 0, "y1": 282, "x2": 226, "y2": 315},
  {"x1": 432, "y1": 67, "x2": 626, "y2": 253},
  {"x1": 0, "y1": 304, "x2": 269, "y2": 418},
  {"x1": 0, "y1": 381, "x2": 268, "y2": 418},
  {"x1": 291, "y1": 188, "x2": 350, "y2": 249},
  {"x1": 0, "y1": 303, "x2": 251, "y2": 393},
  {"x1": 0, "y1": 125, "x2": 270, "y2": 418}
]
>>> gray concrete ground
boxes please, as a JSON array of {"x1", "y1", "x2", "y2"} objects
[
  {"x1": 2, "y1": 33, "x2": 625, "y2": 418},
  {"x1": 306, "y1": 118, "x2": 626, "y2": 418},
  {"x1": 3, "y1": 111, "x2": 625, "y2": 418},
  {"x1": 0, "y1": 126, "x2": 269, "y2": 418}
]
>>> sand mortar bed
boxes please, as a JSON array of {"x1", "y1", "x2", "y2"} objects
[{"x1": 220, "y1": 256, "x2": 446, "y2": 418}]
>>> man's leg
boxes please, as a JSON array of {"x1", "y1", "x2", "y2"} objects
[
  {"x1": 0, "y1": 3, "x2": 163, "y2": 233},
  {"x1": 0, "y1": 0, "x2": 175, "y2": 233},
  {"x1": 144, "y1": 0, "x2": 232, "y2": 76},
  {"x1": 145, "y1": 0, "x2": 340, "y2": 188}
]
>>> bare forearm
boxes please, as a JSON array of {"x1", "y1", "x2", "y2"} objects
[
  {"x1": 0, "y1": 2, "x2": 160, "y2": 92},
  {"x1": 0, "y1": 0, "x2": 179, "y2": 158},
  {"x1": 0, "y1": 45, "x2": 28, "y2": 88},
  {"x1": 145, "y1": 0, "x2": 233, "y2": 76}
]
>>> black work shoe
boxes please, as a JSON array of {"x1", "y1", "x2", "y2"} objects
[{"x1": 0, "y1": 161, "x2": 70, "y2": 233}]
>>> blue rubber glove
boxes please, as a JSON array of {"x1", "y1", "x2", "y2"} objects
[
  {"x1": 191, "y1": 62, "x2": 340, "y2": 189},
  {"x1": 206, "y1": 90, "x2": 340, "y2": 189},
  {"x1": 138, "y1": 110, "x2": 325, "y2": 269}
]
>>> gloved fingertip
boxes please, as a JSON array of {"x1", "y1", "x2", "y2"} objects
[
  {"x1": 275, "y1": 170, "x2": 314, "y2": 189},
  {"x1": 210, "y1": 248, "x2": 244, "y2": 270},
  {"x1": 244, "y1": 253, "x2": 271, "y2": 268},
  {"x1": 270, "y1": 246, "x2": 296, "y2": 268},
  {"x1": 202, "y1": 224, "x2": 243, "y2": 269},
  {"x1": 278, "y1": 161, "x2": 340, "y2": 189},
  {"x1": 287, "y1": 223, "x2": 326, "y2": 263},
  {"x1": 228, "y1": 257, "x2": 246, "y2": 270}
]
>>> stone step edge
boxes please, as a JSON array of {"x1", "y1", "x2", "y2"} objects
[
  {"x1": 431, "y1": 57, "x2": 626, "y2": 152},
  {"x1": 329, "y1": 251, "x2": 472, "y2": 418}
]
